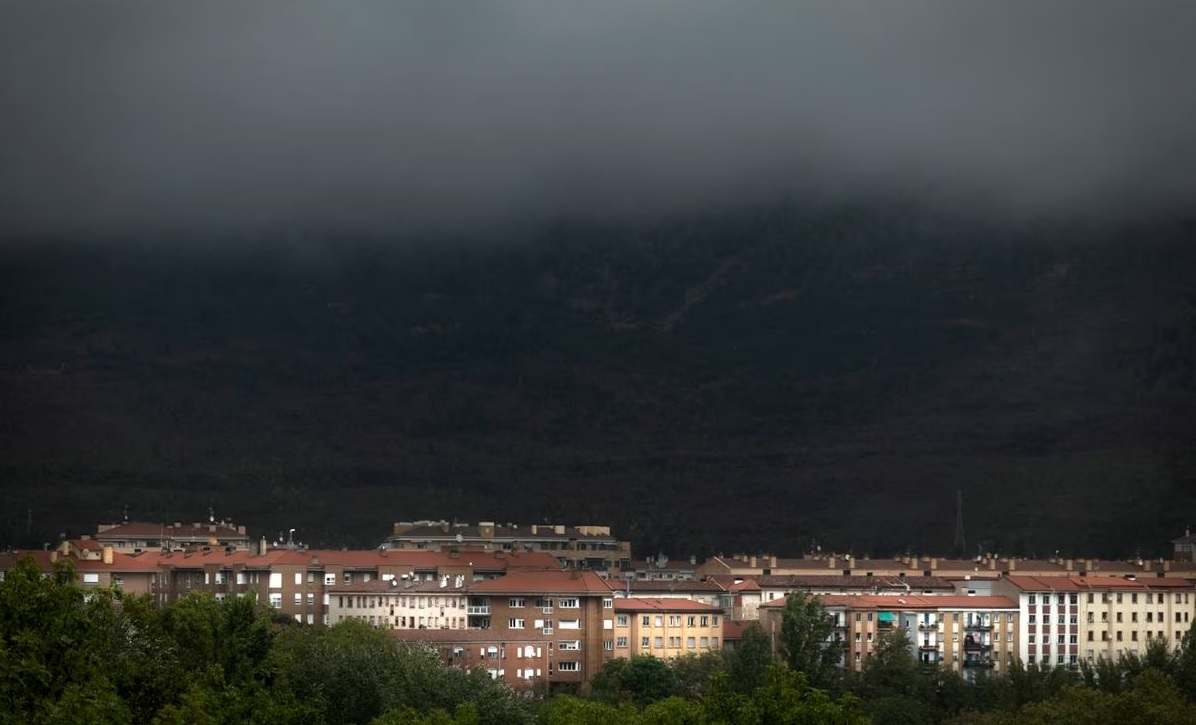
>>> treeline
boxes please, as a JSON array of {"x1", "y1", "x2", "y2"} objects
[{"x1": 4, "y1": 559, "x2": 1196, "y2": 724}]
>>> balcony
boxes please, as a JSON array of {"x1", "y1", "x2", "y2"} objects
[
  {"x1": 917, "y1": 623, "x2": 938, "y2": 632},
  {"x1": 466, "y1": 605, "x2": 491, "y2": 616},
  {"x1": 963, "y1": 641, "x2": 992, "y2": 652},
  {"x1": 963, "y1": 659, "x2": 994, "y2": 668},
  {"x1": 964, "y1": 622, "x2": 992, "y2": 631},
  {"x1": 918, "y1": 644, "x2": 940, "y2": 651}
]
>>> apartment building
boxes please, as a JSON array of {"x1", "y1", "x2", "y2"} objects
[
  {"x1": 386, "y1": 520, "x2": 632, "y2": 573},
  {"x1": 465, "y1": 570, "x2": 616, "y2": 687},
  {"x1": 392, "y1": 628, "x2": 553, "y2": 689},
  {"x1": 92, "y1": 520, "x2": 251, "y2": 554},
  {"x1": 612, "y1": 598, "x2": 724, "y2": 659},
  {"x1": 759, "y1": 594, "x2": 1019, "y2": 680},
  {"x1": 627, "y1": 554, "x2": 700, "y2": 581},
  {"x1": 328, "y1": 576, "x2": 470, "y2": 630},
  {"x1": 709, "y1": 574, "x2": 956, "y2": 620},
  {"x1": 2, "y1": 539, "x2": 564, "y2": 626},
  {"x1": 698, "y1": 554, "x2": 1196, "y2": 581},
  {"x1": 995, "y1": 575, "x2": 1196, "y2": 666}
]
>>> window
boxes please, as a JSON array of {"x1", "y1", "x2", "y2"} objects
[
  {"x1": 1070, "y1": 594, "x2": 1078, "y2": 605},
  {"x1": 324, "y1": 573, "x2": 336, "y2": 586},
  {"x1": 642, "y1": 615, "x2": 651, "y2": 626},
  {"x1": 1132, "y1": 593, "x2": 1138, "y2": 604},
  {"x1": 1029, "y1": 635, "x2": 1036, "y2": 644},
  {"x1": 294, "y1": 593, "x2": 302, "y2": 605},
  {"x1": 559, "y1": 598, "x2": 579, "y2": 609},
  {"x1": 1029, "y1": 615, "x2": 1036, "y2": 624},
  {"x1": 1029, "y1": 594, "x2": 1037, "y2": 604},
  {"x1": 687, "y1": 637, "x2": 696, "y2": 649},
  {"x1": 558, "y1": 661, "x2": 579, "y2": 672},
  {"x1": 1132, "y1": 612, "x2": 1138, "y2": 623},
  {"x1": 700, "y1": 616, "x2": 710, "y2": 626},
  {"x1": 641, "y1": 637, "x2": 650, "y2": 648},
  {"x1": 669, "y1": 636, "x2": 681, "y2": 648},
  {"x1": 82, "y1": 573, "x2": 100, "y2": 585},
  {"x1": 654, "y1": 616, "x2": 664, "y2": 627},
  {"x1": 1043, "y1": 594, "x2": 1051, "y2": 604},
  {"x1": 668, "y1": 615, "x2": 680, "y2": 627},
  {"x1": 558, "y1": 640, "x2": 580, "y2": 651},
  {"x1": 654, "y1": 637, "x2": 664, "y2": 649},
  {"x1": 294, "y1": 572, "x2": 302, "y2": 585},
  {"x1": 617, "y1": 615, "x2": 629, "y2": 626},
  {"x1": 268, "y1": 593, "x2": 282, "y2": 608},
  {"x1": 269, "y1": 572, "x2": 283, "y2": 589},
  {"x1": 603, "y1": 598, "x2": 613, "y2": 609},
  {"x1": 687, "y1": 616, "x2": 696, "y2": 627},
  {"x1": 510, "y1": 598, "x2": 525, "y2": 608},
  {"x1": 700, "y1": 637, "x2": 709, "y2": 648},
  {"x1": 1132, "y1": 631, "x2": 1139, "y2": 642},
  {"x1": 616, "y1": 637, "x2": 628, "y2": 648},
  {"x1": 604, "y1": 639, "x2": 613, "y2": 651},
  {"x1": 509, "y1": 618, "x2": 525, "y2": 629}
]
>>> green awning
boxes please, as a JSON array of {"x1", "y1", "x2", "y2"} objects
[{"x1": 878, "y1": 611, "x2": 896, "y2": 622}]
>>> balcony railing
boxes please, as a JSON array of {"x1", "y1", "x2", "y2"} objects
[
  {"x1": 963, "y1": 642, "x2": 992, "y2": 651},
  {"x1": 917, "y1": 623, "x2": 938, "y2": 632},
  {"x1": 964, "y1": 622, "x2": 992, "y2": 631},
  {"x1": 963, "y1": 659, "x2": 994, "y2": 668},
  {"x1": 466, "y1": 605, "x2": 491, "y2": 616}
]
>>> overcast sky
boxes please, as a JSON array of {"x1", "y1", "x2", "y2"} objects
[{"x1": 2, "y1": 1, "x2": 1194, "y2": 239}]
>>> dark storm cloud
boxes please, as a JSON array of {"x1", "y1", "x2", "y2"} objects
[{"x1": 1, "y1": 1, "x2": 1194, "y2": 238}]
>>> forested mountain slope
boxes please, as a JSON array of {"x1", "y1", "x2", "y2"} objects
[{"x1": 2, "y1": 207, "x2": 1193, "y2": 557}]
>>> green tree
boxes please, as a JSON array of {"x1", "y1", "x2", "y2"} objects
[
  {"x1": 619, "y1": 655, "x2": 677, "y2": 707},
  {"x1": 777, "y1": 593, "x2": 842, "y2": 691},
  {"x1": 724, "y1": 622, "x2": 772, "y2": 695},
  {"x1": 1177, "y1": 621, "x2": 1196, "y2": 702}
]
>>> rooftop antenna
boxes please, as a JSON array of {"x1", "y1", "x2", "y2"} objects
[
  {"x1": 953, "y1": 490, "x2": 967, "y2": 556},
  {"x1": 209, "y1": 507, "x2": 215, "y2": 524}
]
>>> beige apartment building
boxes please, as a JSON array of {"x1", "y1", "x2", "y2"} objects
[
  {"x1": 328, "y1": 577, "x2": 470, "y2": 630},
  {"x1": 612, "y1": 598, "x2": 724, "y2": 659},
  {"x1": 995, "y1": 575, "x2": 1196, "y2": 666},
  {"x1": 760, "y1": 594, "x2": 1020, "y2": 680},
  {"x1": 386, "y1": 520, "x2": 632, "y2": 574}
]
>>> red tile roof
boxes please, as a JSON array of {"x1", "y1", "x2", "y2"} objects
[
  {"x1": 759, "y1": 594, "x2": 1018, "y2": 610},
  {"x1": 614, "y1": 598, "x2": 722, "y2": 613},
  {"x1": 469, "y1": 570, "x2": 614, "y2": 595},
  {"x1": 1003, "y1": 575, "x2": 1196, "y2": 592}
]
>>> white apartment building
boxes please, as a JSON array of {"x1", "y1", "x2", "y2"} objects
[{"x1": 327, "y1": 575, "x2": 470, "y2": 630}]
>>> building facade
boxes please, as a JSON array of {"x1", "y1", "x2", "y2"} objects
[{"x1": 612, "y1": 598, "x2": 724, "y2": 659}]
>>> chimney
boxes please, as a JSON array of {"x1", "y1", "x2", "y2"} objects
[
  {"x1": 827, "y1": 556, "x2": 837, "y2": 569},
  {"x1": 929, "y1": 558, "x2": 938, "y2": 570},
  {"x1": 1086, "y1": 559, "x2": 1095, "y2": 571},
  {"x1": 769, "y1": 556, "x2": 778, "y2": 568},
  {"x1": 1065, "y1": 559, "x2": 1074, "y2": 572},
  {"x1": 989, "y1": 558, "x2": 997, "y2": 571},
  {"x1": 1142, "y1": 560, "x2": 1152, "y2": 572},
  {"x1": 102, "y1": 545, "x2": 114, "y2": 565},
  {"x1": 1008, "y1": 559, "x2": 1017, "y2": 571},
  {"x1": 50, "y1": 551, "x2": 58, "y2": 563},
  {"x1": 554, "y1": 525, "x2": 565, "y2": 535},
  {"x1": 748, "y1": 556, "x2": 757, "y2": 568},
  {"x1": 258, "y1": 537, "x2": 267, "y2": 556},
  {"x1": 530, "y1": 525, "x2": 538, "y2": 535},
  {"x1": 690, "y1": 555, "x2": 697, "y2": 566},
  {"x1": 238, "y1": 525, "x2": 246, "y2": 535},
  {"x1": 1163, "y1": 560, "x2": 1171, "y2": 572}
]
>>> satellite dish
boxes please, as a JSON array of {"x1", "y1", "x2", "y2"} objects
[{"x1": 456, "y1": 533, "x2": 464, "y2": 543}]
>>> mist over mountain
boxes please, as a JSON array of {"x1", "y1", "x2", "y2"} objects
[
  {"x1": 2, "y1": 206, "x2": 1194, "y2": 558},
  {"x1": 2, "y1": 1, "x2": 1195, "y2": 239}
]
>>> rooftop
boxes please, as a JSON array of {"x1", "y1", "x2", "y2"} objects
[{"x1": 614, "y1": 598, "x2": 722, "y2": 612}]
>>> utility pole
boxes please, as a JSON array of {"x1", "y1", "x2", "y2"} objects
[{"x1": 953, "y1": 490, "x2": 967, "y2": 556}]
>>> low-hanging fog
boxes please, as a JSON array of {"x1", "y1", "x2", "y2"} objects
[{"x1": 1, "y1": 0, "x2": 1194, "y2": 240}]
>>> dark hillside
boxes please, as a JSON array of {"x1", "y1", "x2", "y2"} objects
[{"x1": 2, "y1": 208, "x2": 1193, "y2": 557}]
